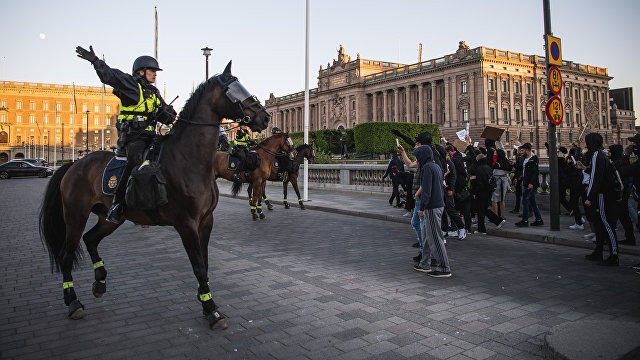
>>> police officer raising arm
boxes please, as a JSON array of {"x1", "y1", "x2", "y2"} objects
[{"x1": 76, "y1": 45, "x2": 177, "y2": 223}]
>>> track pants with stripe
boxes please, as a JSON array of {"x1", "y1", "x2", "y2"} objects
[
  {"x1": 419, "y1": 207, "x2": 451, "y2": 273},
  {"x1": 592, "y1": 193, "x2": 619, "y2": 256}
]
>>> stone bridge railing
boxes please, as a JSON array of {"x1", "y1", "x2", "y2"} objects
[{"x1": 302, "y1": 163, "x2": 552, "y2": 194}]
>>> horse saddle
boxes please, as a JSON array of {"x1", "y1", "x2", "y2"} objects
[
  {"x1": 272, "y1": 158, "x2": 280, "y2": 169},
  {"x1": 227, "y1": 154, "x2": 240, "y2": 171},
  {"x1": 101, "y1": 157, "x2": 127, "y2": 195},
  {"x1": 227, "y1": 151, "x2": 261, "y2": 171}
]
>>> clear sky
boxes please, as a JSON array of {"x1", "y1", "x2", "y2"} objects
[{"x1": 1, "y1": 0, "x2": 638, "y2": 124}]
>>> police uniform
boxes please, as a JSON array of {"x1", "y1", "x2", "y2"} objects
[
  {"x1": 232, "y1": 128, "x2": 255, "y2": 179},
  {"x1": 76, "y1": 46, "x2": 175, "y2": 222}
]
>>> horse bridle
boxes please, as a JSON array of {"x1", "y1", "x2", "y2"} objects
[{"x1": 257, "y1": 135, "x2": 295, "y2": 156}]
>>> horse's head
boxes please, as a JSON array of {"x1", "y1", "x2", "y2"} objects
[
  {"x1": 214, "y1": 61, "x2": 270, "y2": 132},
  {"x1": 296, "y1": 144, "x2": 315, "y2": 163},
  {"x1": 280, "y1": 132, "x2": 295, "y2": 154}
]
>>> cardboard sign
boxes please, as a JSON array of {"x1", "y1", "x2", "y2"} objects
[
  {"x1": 480, "y1": 126, "x2": 505, "y2": 141},
  {"x1": 453, "y1": 139, "x2": 468, "y2": 152}
]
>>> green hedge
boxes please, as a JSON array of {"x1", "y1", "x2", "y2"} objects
[{"x1": 353, "y1": 122, "x2": 440, "y2": 154}]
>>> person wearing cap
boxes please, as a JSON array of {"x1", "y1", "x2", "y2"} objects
[
  {"x1": 515, "y1": 143, "x2": 544, "y2": 227},
  {"x1": 76, "y1": 45, "x2": 176, "y2": 223}
]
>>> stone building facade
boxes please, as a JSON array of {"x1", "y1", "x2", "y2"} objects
[
  {"x1": 265, "y1": 42, "x2": 622, "y2": 157},
  {"x1": 609, "y1": 87, "x2": 637, "y2": 146},
  {"x1": 0, "y1": 81, "x2": 120, "y2": 163}
]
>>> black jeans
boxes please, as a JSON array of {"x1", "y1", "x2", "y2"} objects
[
  {"x1": 113, "y1": 137, "x2": 151, "y2": 205},
  {"x1": 442, "y1": 191, "x2": 465, "y2": 231},
  {"x1": 513, "y1": 179, "x2": 522, "y2": 211},
  {"x1": 616, "y1": 194, "x2": 636, "y2": 242},
  {"x1": 475, "y1": 193, "x2": 502, "y2": 232},
  {"x1": 389, "y1": 176, "x2": 403, "y2": 206},
  {"x1": 591, "y1": 193, "x2": 619, "y2": 256},
  {"x1": 455, "y1": 196, "x2": 472, "y2": 231},
  {"x1": 569, "y1": 180, "x2": 584, "y2": 225}
]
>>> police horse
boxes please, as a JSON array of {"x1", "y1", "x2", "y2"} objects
[
  {"x1": 39, "y1": 62, "x2": 270, "y2": 329},
  {"x1": 213, "y1": 133, "x2": 294, "y2": 220},
  {"x1": 252, "y1": 144, "x2": 315, "y2": 210}
]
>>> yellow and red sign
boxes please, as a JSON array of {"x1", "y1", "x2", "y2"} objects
[
  {"x1": 546, "y1": 35, "x2": 562, "y2": 66},
  {"x1": 545, "y1": 96, "x2": 564, "y2": 125},
  {"x1": 548, "y1": 66, "x2": 562, "y2": 96}
]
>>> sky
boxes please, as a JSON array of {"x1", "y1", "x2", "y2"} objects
[{"x1": 1, "y1": 0, "x2": 639, "y2": 124}]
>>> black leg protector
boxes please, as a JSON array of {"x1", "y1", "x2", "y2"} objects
[{"x1": 92, "y1": 260, "x2": 107, "y2": 298}]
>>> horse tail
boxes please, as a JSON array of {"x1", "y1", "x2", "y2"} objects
[
  {"x1": 39, "y1": 162, "x2": 82, "y2": 273},
  {"x1": 231, "y1": 181, "x2": 243, "y2": 197}
]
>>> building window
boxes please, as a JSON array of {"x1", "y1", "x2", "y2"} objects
[
  {"x1": 505, "y1": 130, "x2": 510, "y2": 143},
  {"x1": 83, "y1": 117, "x2": 87, "y2": 125},
  {"x1": 488, "y1": 79, "x2": 495, "y2": 91},
  {"x1": 501, "y1": 80, "x2": 507, "y2": 92},
  {"x1": 94, "y1": 118, "x2": 99, "y2": 126},
  {"x1": 30, "y1": 115, "x2": 35, "y2": 124},
  {"x1": 56, "y1": 103, "x2": 61, "y2": 111},
  {"x1": 0, "y1": 114, "x2": 4, "y2": 122},
  {"x1": 530, "y1": 131, "x2": 534, "y2": 143},
  {"x1": 583, "y1": 90, "x2": 588, "y2": 99},
  {"x1": 16, "y1": 115, "x2": 22, "y2": 123},
  {"x1": 502, "y1": 108, "x2": 509, "y2": 124},
  {"x1": 43, "y1": 102, "x2": 49, "y2": 111},
  {"x1": 17, "y1": 101, "x2": 22, "y2": 110},
  {"x1": 542, "y1": 84, "x2": 546, "y2": 94},
  {"x1": 106, "y1": 105, "x2": 111, "y2": 113},
  {"x1": 462, "y1": 109, "x2": 468, "y2": 122},
  {"x1": 566, "y1": 112, "x2": 571, "y2": 127},
  {"x1": 461, "y1": 81, "x2": 467, "y2": 94},
  {"x1": 575, "y1": 89, "x2": 579, "y2": 98},
  {"x1": 30, "y1": 101, "x2": 36, "y2": 110},
  {"x1": 569, "y1": 132, "x2": 573, "y2": 144},
  {"x1": 16, "y1": 135, "x2": 21, "y2": 144},
  {"x1": 490, "y1": 107, "x2": 496, "y2": 122},
  {"x1": 526, "y1": 83, "x2": 532, "y2": 95},
  {"x1": 558, "y1": 132, "x2": 562, "y2": 144},
  {"x1": 593, "y1": 91, "x2": 597, "y2": 100},
  {"x1": 514, "y1": 82, "x2": 520, "y2": 94},
  {"x1": 1, "y1": 100, "x2": 5, "y2": 108},
  {"x1": 95, "y1": 105, "x2": 99, "y2": 113},
  {"x1": 601, "y1": 93, "x2": 605, "y2": 102},
  {"x1": 527, "y1": 109, "x2": 532, "y2": 125},
  {"x1": 44, "y1": 116, "x2": 48, "y2": 124},
  {"x1": 515, "y1": 109, "x2": 521, "y2": 123},
  {"x1": 602, "y1": 115, "x2": 606, "y2": 128},
  {"x1": 56, "y1": 116, "x2": 61, "y2": 124},
  {"x1": 576, "y1": 113, "x2": 581, "y2": 126}
]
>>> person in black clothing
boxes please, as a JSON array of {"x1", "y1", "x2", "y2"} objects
[
  {"x1": 546, "y1": 142, "x2": 572, "y2": 213},
  {"x1": 440, "y1": 147, "x2": 467, "y2": 240},
  {"x1": 566, "y1": 146, "x2": 586, "y2": 229},
  {"x1": 515, "y1": 143, "x2": 544, "y2": 227},
  {"x1": 382, "y1": 151, "x2": 406, "y2": 207},
  {"x1": 470, "y1": 154, "x2": 504, "y2": 233},
  {"x1": 76, "y1": 45, "x2": 176, "y2": 223},
  {"x1": 581, "y1": 133, "x2": 619, "y2": 266},
  {"x1": 510, "y1": 147, "x2": 525, "y2": 213},
  {"x1": 609, "y1": 144, "x2": 636, "y2": 245},
  {"x1": 491, "y1": 148, "x2": 512, "y2": 220},
  {"x1": 447, "y1": 145, "x2": 472, "y2": 233}
]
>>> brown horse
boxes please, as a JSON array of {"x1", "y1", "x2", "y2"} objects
[
  {"x1": 254, "y1": 144, "x2": 315, "y2": 210},
  {"x1": 39, "y1": 62, "x2": 269, "y2": 329},
  {"x1": 214, "y1": 133, "x2": 294, "y2": 220}
]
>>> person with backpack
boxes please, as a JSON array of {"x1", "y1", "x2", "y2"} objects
[{"x1": 581, "y1": 133, "x2": 620, "y2": 266}]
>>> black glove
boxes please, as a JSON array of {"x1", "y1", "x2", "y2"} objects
[
  {"x1": 157, "y1": 104, "x2": 177, "y2": 125},
  {"x1": 391, "y1": 129, "x2": 416, "y2": 148},
  {"x1": 76, "y1": 45, "x2": 98, "y2": 64},
  {"x1": 164, "y1": 104, "x2": 177, "y2": 116}
]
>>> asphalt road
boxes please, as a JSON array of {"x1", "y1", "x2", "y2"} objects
[{"x1": 1, "y1": 177, "x2": 639, "y2": 359}]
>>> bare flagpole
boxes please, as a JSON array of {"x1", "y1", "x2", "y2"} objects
[
  {"x1": 101, "y1": 55, "x2": 105, "y2": 150},
  {"x1": 72, "y1": 83, "x2": 76, "y2": 162},
  {"x1": 303, "y1": 0, "x2": 310, "y2": 201}
]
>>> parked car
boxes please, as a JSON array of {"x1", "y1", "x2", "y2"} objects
[
  {"x1": 0, "y1": 161, "x2": 54, "y2": 179},
  {"x1": 8, "y1": 158, "x2": 48, "y2": 167}
]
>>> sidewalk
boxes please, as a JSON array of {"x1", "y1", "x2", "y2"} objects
[{"x1": 217, "y1": 180, "x2": 640, "y2": 256}]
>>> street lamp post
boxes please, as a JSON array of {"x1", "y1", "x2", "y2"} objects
[
  {"x1": 201, "y1": 47, "x2": 212, "y2": 80},
  {"x1": 85, "y1": 110, "x2": 89, "y2": 153}
]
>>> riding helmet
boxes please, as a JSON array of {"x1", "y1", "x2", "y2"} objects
[
  {"x1": 271, "y1": 127, "x2": 282, "y2": 135},
  {"x1": 132, "y1": 56, "x2": 162, "y2": 74}
]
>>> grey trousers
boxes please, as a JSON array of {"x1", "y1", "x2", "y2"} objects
[{"x1": 419, "y1": 207, "x2": 451, "y2": 273}]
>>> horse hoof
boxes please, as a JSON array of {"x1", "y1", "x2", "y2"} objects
[
  {"x1": 259, "y1": 213, "x2": 266, "y2": 219},
  {"x1": 267, "y1": 204, "x2": 274, "y2": 211},
  {"x1": 92, "y1": 280, "x2": 106, "y2": 298},
  {"x1": 208, "y1": 311, "x2": 228, "y2": 330},
  {"x1": 284, "y1": 204, "x2": 290, "y2": 209},
  {"x1": 68, "y1": 299, "x2": 85, "y2": 320}
]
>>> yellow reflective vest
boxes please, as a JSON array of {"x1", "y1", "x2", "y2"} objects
[
  {"x1": 117, "y1": 82, "x2": 161, "y2": 134},
  {"x1": 234, "y1": 129, "x2": 252, "y2": 147}
]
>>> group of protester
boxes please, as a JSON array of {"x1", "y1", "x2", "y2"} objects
[{"x1": 383, "y1": 129, "x2": 640, "y2": 276}]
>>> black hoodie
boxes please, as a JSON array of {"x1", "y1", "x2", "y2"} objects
[
  {"x1": 585, "y1": 133, "x2": 610, "y2": 201},
  {"x1": 414, "y1": 146, "x2": 445, "y2": 210}
]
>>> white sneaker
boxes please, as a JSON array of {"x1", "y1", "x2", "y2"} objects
[
  {"x1": 447, "y1": 231, "x2": 457, "y2": 237},
  {"x1": 569, "y1": 223, "x2": 584, "y2": 230},
  {"x1": 458, "y1": 228, "x2": 467, "y2": 240},
  {"x1": 497, "y1": 219, "x2": 506, "y2": 229},
  {"x1": 402, "y1": 212, "x2": 411, "y2": 217},
  {"x1": 583, "y1": 232, "x2": 595, "y2": 239}
]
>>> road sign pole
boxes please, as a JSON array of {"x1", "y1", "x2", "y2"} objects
[{"x1": 544, "y1": 0, "x2": 560, "y2": 231}]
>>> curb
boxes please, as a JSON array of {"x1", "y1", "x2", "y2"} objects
[{"x1": 219, "y1": 193, "x2": 640, "y2": 257}]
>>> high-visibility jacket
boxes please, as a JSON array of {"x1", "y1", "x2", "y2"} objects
[
  {"x1": 234, "y1": 129, "x2": 252, "y2": 147},
  {"x1": 117, "y1": 82, "x2": 161, "y2": 135}
]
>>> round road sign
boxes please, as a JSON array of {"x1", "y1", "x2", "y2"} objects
[
  {"x1": 545, "y1": 96, "x2": 564, "y2": 125},
  {"x1": 548, "y1": 66, "x2": 562, "y2": 96}
]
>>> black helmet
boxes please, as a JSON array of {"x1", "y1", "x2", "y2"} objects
[
  {"x1": 132, "y1": 55, "x2": 162, "y2": 74},
  {"x1": 271, "y1": 126, "x2": 282, "y2": 135}
]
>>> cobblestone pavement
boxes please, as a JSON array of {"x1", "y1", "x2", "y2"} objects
[{"x1": 1, "y1": 177, "x2": 639, "y2": 359}]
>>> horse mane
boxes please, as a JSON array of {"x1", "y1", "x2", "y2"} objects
[
  {"x1": 177, "y1": 74, "x2": 226, "y2": 121},
  {"x1": 296, "y1": 144, "x2": 311, "y2": 152}
]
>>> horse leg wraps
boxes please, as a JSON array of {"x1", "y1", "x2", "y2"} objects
[
  {"x1": 62, "y1": 281, "x2": 77, "y2": 306},
  {"x1": 93, "y1": 260, "x2": 107, "y2": 282}
]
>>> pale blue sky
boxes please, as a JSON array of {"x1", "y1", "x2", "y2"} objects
[{"x1": 1, "y1": 0, "x2": 638, "y2": 122}]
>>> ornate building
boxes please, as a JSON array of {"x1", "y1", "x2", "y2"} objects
[
  {"x1": 265, "y1": 42, "x2": 630, "y2": 157},
  {"x1": 0, "y1": 81, "x2": 120, "y2": 163}
]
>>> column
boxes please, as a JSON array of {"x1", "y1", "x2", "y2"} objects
[
  {"x1": 418, "y1": 84, "x2": 424, "y2": 123},
  {"x1": 430, "y1": 82, "x2": 436, "y2": 123},
  {"x1": 372, "y1": 93, "x2": 377, "y2": 122},
  {"x1": 469, "y1": 72, "x2": 476, "y2": 126},
  {"x1": 405, "y1": 86, "x2": 411, "y2": 123},
  {"x1": 509, "y1": 76, "x2": 515, "y2": 126},
  {"x1": 394, "y1": 88, "x2": 399, "y2": 122},
  {"x1": 444, "y1": 77, "x2": 450, "y2": 127},
  {"x1": 383, "y1": 91, "x2": 389, "y2": 121},
  {"x1": 483, "y1": 73, "x2": 490, "y2": 126}
]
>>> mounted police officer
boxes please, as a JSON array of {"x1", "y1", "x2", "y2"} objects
[
  {"x1": 232, "y1": 124, "x2": 256, "y2": 180},
  {"x1": 75, "y1": 45, "x2": 176, "y2": 223},
  {"x1": 271, "y1": 127, "x2": 294, "y2": 180}
]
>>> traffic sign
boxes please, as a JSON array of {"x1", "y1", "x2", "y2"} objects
[
  {"x1": 548, "y1": 66, "x2": 562, "y2": 95},
  {"x1": 546, "y1": 35, "x2": 562, "y2": 66},
  {"x1": 545, "y1": 96, "x2": 563, "y2": 125}
]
